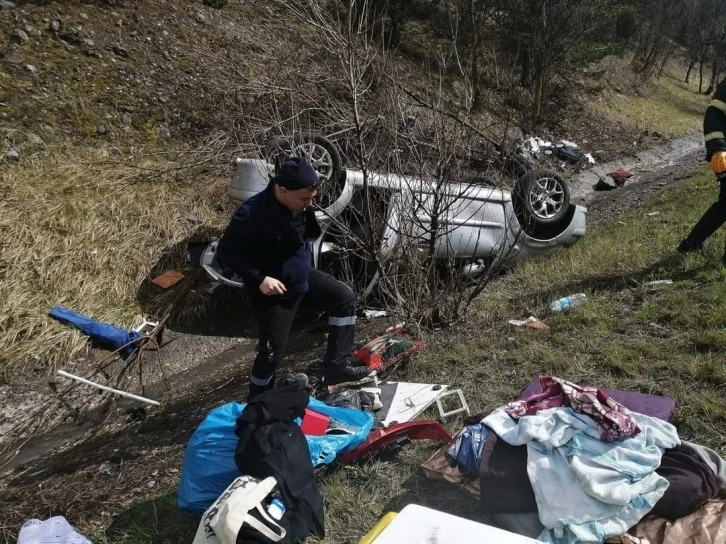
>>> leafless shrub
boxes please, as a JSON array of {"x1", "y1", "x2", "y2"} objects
[{"x1": 248, "y1": 0, "x2": 530, "y2": 327}]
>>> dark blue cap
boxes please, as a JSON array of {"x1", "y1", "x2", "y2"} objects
[{"x1": 274, "y1": 157, "x2": 319, "y2": 190}]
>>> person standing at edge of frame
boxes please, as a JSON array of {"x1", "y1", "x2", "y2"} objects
[
  {"x1": 216, "y1": 156, "x2": 373, "y2": 401},
  {"x1": 678, "y1": 78, "x2": 726, "y2": 263}
]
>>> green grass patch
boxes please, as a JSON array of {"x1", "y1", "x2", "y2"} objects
[
  {"x1": 100, "y1": 172, "x2": 726, "y2": 543},
  {"x1": 589, "y1": 58, "x2": 710, "y2": 137}
]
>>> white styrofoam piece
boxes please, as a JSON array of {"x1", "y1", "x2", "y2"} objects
[
  {"x1": 381, "y1": 382, "x2": 449, "y2": 426},
  {"x1": 372, "y1": 504, "x2": 543, "y2": 543}
]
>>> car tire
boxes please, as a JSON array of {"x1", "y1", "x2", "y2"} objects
[
  {"x1": 513, "y1": 169, "x2": 571, "y2": 227},
  {"x1": 264, "y1": 134, "x2": 345, "y2": 212}
]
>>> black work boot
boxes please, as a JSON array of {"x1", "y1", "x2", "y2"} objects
[
  {"x1": 676, "y1": 239, "x2": 704, "y2": 255},
  {"x1": 322, "y1": 358, "x2": 373, "y2": 386}
]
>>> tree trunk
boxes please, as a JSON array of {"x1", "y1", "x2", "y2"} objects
[
  {"x1": 686, "y1": 58, "x2": 697, "y2": 83},
  {"x1": 706, "y1": 56, "x2": 720, "y2": 94},
  {"x1": 531, "y1": 0, "x2": 546, "y2": 120},
  {"x1": 532, "y1": 62, "x2": 545, "y2": 121},
  {"x1": 699, "y1": 55, "x2": 707, "y2": 93},
  {"x1": 520, "y1": 49, "x2": 531, "y2": 88}
]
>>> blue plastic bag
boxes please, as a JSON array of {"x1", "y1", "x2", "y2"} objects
[
  {"x1": 305, "y1": 397, "x2": 374, "y2": 465},
  {"x1": 49, "y1": 305, "x2": 142, "y2": 357},
  {"x1": 177, "y1": 399, "x2": 373, "y2": 516},
  {"x1": 177, "y1": 402, "x2": 246, "y2": 516}
]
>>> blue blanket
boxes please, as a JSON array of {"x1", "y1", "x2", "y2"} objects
[{"x1": 484, "y1": 407, "x2": 680, "y2": 544}]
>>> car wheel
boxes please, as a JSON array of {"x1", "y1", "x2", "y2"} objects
[
  {"x1": 513, "y1": 169, "x2": 570, "y2": 227},
  {"x1": 264, "y1": 134, "x2": 344, "y2": 211}
]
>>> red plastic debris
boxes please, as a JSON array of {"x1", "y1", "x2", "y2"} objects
[{"x1": 342, "y1": 420, "x2": 453, "y2": 464}]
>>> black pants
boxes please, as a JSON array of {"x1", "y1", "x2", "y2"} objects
[
  {"x1": 247, "y1": 269, "x2": 356, "y2": 388},
  {"x1": 683, "y1": 177, "x2": 726, "y2": 253}
]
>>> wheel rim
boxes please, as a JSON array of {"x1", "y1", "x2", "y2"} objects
[
  {"x1": 528, "y1": 176, "x2": 565, "y2": 219},
  {"x1": 291, "y1": 142, "x2": 335, "y2": 182}
]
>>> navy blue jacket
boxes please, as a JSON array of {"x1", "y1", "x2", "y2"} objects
[{"x1": 217, "y1": 185, "x2": 321, "y2": 297}]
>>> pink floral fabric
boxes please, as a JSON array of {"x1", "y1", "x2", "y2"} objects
[{"x1": 505, "y1": 376, "x2": 642, "y2": 441}]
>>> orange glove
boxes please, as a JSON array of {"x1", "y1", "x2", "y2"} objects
[{"x1": 711, "y1": 151, "x2": 726, "y2": 175}]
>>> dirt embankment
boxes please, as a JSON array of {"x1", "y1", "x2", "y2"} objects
[{"x1": 573, "y1": 131, "x2": 706, "y2": 225}]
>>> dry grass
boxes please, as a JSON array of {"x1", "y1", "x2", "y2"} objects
[{"x1": 0, "y1": 144, "x2": 233, "y2": 382}]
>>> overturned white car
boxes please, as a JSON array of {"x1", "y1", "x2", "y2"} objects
[{"x1": 202, "y1": 135, "x2": 587, "y2": 293}]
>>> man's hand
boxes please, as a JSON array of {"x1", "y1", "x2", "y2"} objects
[
  {"x1": 712, "y1": 151, "x2": 726, "y2": 175},
  {"x1": 259, "y1": 276, "x2": 287, "y2": 296}
]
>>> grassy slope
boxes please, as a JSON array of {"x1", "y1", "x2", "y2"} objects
[
  {"x1": 588, "y1": 58, "x2": 710, "y2": 137},
  {"x1": 100, "y1": 169, "x2": 726, "y2": 543},
  {"x1": 0, "y1": 145, "x2": 234, "y2": 380}
]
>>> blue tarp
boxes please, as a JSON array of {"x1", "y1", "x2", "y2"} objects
[
  {"x1": 49, "y1": 305, "x2": 143, "y2": 357},
  {"x1": 177, "y1": 398, "x2": 374, "y2": 516}
]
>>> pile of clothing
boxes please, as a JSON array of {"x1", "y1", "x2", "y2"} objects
[{"x1": 424, "y1": 376, "x2": 726, "y2": 544}]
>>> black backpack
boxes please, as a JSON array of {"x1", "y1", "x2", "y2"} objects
[{"x1": 234, "y1": 386, "x2": 325, "y2": 542}]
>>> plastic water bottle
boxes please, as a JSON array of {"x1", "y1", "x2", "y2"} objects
[
  {"x1": 267, "y1": 494, "x2": 286, "y2": 521},
  {"x1": 549, "y1": 293, "x2": 587, "y2": 312}
]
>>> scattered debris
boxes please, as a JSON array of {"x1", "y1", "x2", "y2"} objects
[
  {"x1": 508, "y1": 316, "x2": 550, "y2": 330},
  {"x1": 96, "y1": 125, "x2": 107, "y2": 136},
  {"x1": 645, "y1": 279, "x2": 673, "y2": 286},
  {"x1": 23, "y1": 63, "x2": 38, "y2": 74},
  {"x1": 549, "y1": 293, "x2": 587, "y2": 312},
  {"x1": 151, "y1": 269, "x2": 185, "y2": 289},
  {"x1": 649, "y1": 322, "x2": 668, "y2": 331},
  {"x1": 646, "y1": 211, "x2": 660, "y2": 217},
  {"x1": 363, "y1": 309, "x2": 389, "y2": 319},
  {"x1": 341, "y1": 421, "x2": 452, "y2": 464},
  {"x1": 132, "y1": 316, "x2": 160, "y2": 335},
  {"x1": 552, "y1": 145, "x2": 582, "y2": 164},
  {"x1": 561, "y1": 139, "x2": 579, "y2": 149},
  {"x1": 18, "y1": 516, "x2": 91, "y2": 544},
  {"x1": 0, "y1": 1, "x2": 16, "y2": 9},
  {"x1": 595, "y1": 176, "x2": 618, "y2": 191},
  {"x1": 300, "y1": 408, "x2": 330, "y2": 436},
  {"x1": 609, "y1": 168, "x2": 633, "y2": 186},
  {"x1": 523, "y1": 137, "x2": 552, "y2": 154},
  {"x1": 118, "y1": 105, "x2": 135, "y2": 113},
  {"x1": 48, "y1": 305, "x2": 143, "y2": 356},
  {"x1": 4, "y1": 148, "x2": 20, "y2": 161},
  {"x1": 354, "y1": 325, "x2": 423, "y2": 372},
  {"x1": 195, "y1": 11, "x2": 207, "y2": 24},
  {"x1": 585, "y1": 153, "x2": 596, "y2": 165},
  {"x1": 57, "y1": 370, "x2": 161, "y2": 406}
]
